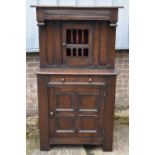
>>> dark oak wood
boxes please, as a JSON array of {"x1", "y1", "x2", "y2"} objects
[
  {"x1": 36, "y1": 68, "x2": 118, "y2": 75},
  {"x1": 33, "y1": 6, "x2": 121, "y2": 152},
  {"x1": 37, "y1": 75, "x2": 50, "y2": 150},
  {"x1": 32, "y1": 6, "x2": 120, "y2": 68}
]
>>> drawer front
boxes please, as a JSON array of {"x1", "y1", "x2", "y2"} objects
[{"x1": 48, "y1": 75, "x2": 106, "y2": 83}]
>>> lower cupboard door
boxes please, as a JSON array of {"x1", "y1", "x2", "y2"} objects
[{"x1": 48, "y1": 86, "x2": 105, "y2": 139}]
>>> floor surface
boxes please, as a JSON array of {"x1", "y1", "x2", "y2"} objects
[{"x1": 26, "y1": 124, "x2": 128, "y2": 155}]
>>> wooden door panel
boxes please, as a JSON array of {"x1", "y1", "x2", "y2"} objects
[
  {"x1": 55, "y1": 116, "x2": 75, "y2": 137},
  {"x1": 79, "y1": 94, "x2": 98, "y2": 111},
  {"x1": 77, "y1": 116, "x2": 99, "y2": 137},
  {"x1": 56, "y1": 94, "x2": 73, "y2": 111},
  {"x1": 62, "y1": 22, "x2": 93, "y2": 67},
  {"x1": 79, "y1": 116, "x2": 98, "y2": 130},
  {"x1": 48, "y1": 85, "x2": 104, "y2": 139}
]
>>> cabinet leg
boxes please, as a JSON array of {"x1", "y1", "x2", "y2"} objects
[
  {"x1": 40, "y1": 143, "x2": 51, "y2": 151},
  {"x1": 103, "y1": 135, "x2": 113, "y2": 151}
]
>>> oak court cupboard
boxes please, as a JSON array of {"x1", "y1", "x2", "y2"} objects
[{"x1": 32, "y1": 5, "x2": 123, "y2": 151}]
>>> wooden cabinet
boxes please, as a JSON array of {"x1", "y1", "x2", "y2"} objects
[{"x1": 33, "y1": 5, "x2": 122, "y2": 151}]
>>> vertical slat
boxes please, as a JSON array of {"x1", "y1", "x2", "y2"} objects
[
  {"x1": 82, "y1": 48, "x2": 84, "y2": 57},
  {"x1": 54, "y1": 21, "x2": 62, "y2": 66},
  {"x1": 108, "y1": 26, "x2": 116, "y2": 68},
  {"x1": 93, "y1": 22, "x2": 99, "y2": 66},
  {"x1": 71, "y1": 29, "x2": 73, "y2": 44},
  {"x1": 76, "y1": 29, "x2": 78, "y2": 44},
  {"x1": 82, "y1": 29, "x2": 84, "y2": 44},
  {"x1": 39, "y1": 26, "x2": 47, "y2": 66},
  {"x1": 46, "y1": 22, "x2": 54, "y2": 65},
  {"x1": 100, "y1": 22, "x2": 107, "y2": 66},
  {"x1": 71, "y1": 48, "x2": 73, "y2": 56}
]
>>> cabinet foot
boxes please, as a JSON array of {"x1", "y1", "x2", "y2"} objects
[
  {"x1": 103, "y1": 143, "x2": 113, "y2": 152},
  {"x1": 40, "y1": 143, "x2": 51, "y2": 151}
]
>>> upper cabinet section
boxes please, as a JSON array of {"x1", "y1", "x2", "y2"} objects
[{"x1": 32, "y1": 6, "x2": 122, "y2": 68}]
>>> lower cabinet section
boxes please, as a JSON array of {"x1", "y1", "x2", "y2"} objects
[
  {"x1": 48, "y1": 86, "x2": 104, "y2": 139},
  {"x1": 37, "y1": 74, "x2": 116, "y2": 151}
]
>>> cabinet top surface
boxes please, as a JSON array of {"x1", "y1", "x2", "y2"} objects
[
  {"x1": 36, "y1": 68, "x2": 118, "y2": 75},
  {"x1": 31, "y1": 5, "x2": 123, "y2": 9}
]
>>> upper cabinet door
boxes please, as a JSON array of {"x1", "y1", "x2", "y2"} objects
[{"x1": 62, "y1": 22, "x2": 93, "y2": 67}]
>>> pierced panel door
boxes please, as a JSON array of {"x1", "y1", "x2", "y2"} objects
[
  {"x1": 48, "y1": 86, "x2": 105, "y2": 139},
  {"x1": 62, "y1": 22, "x2": 93, "y2": 67}
]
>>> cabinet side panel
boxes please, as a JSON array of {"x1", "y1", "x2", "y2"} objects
[
  {"x1": 103, "y1": 76, "x2": 116, "y2": 151},
  {"x1": 46, "y1": 21, "x2": 62, "y2": 67},
  {"x1": 55, "y1": 21, "x2": 62, "y2": 67},
  {"x1": 37, "y1": 75, "x2": 50, "y2": 150},
  {"x1": 39, "y1": 26, "x2": 47, "y2": 66}
]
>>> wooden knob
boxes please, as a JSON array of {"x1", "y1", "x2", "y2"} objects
[
  {"x1": 63, "y1": 42, "x2": 66, "y2": 46},
  {"x1": 88, "y1": 78, "x2": 93, "y2": 83},
  {"x1": 61, "y1": 78, "x2": 65, "y2": 82}
]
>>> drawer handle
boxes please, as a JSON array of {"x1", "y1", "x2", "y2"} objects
[
  {"x1": 88, "y1": 78, "x2": 93, "y2": 83},
  {"x1": 61, "y1": 78, "x2": 65, "y2": 82}
]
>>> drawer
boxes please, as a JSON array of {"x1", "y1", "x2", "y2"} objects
[{"x1": 48, "y1": 75, "x2": 106, "y2": 83}]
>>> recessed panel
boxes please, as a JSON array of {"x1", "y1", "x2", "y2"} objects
[
  {"x1": 79, "y1": 116, "x2": 98, "y2": 131},
  {"x1": 56, "y1": 94, "x2": 73, "y2": 110},
  {"x1": 79, "y1": 95, "x2": 98, "y2": 111},
  {"x1": 56, "y1": 117, "x2": 75, "y2": 131}
]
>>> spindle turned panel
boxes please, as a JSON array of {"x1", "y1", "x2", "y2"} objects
[{"x1": 33, "y1": 5, "x2": 121, "y2": 152}]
